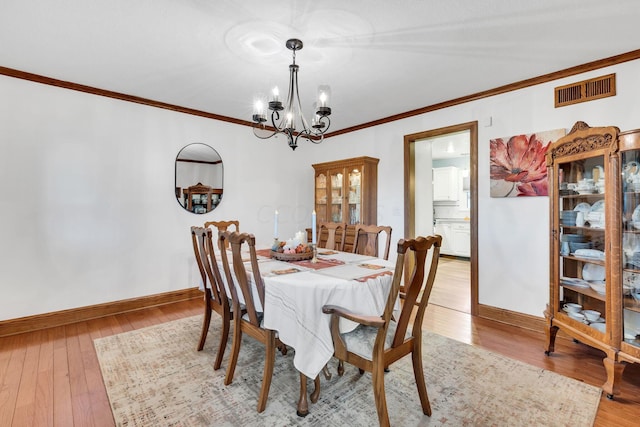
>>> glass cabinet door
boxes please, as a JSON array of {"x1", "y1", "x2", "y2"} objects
[
  {"x1": 315, "y1": 173, "x2": 328, "y2": 223},
  {"x1": 556, "y1": 155, "x2": 607, "y2": 332},
  {"x1": 621, "y1": 149, "x2": 640, "y2": 348},
  {"x1": 347, "y1": 167, "x2": 362, "y2": 225},
  {"x1": 329, "y1": 170, "x2": 343, "y2": 222}
]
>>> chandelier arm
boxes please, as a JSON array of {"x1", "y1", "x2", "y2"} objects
[
  {"x1": 310, "y1": 134, "x2": 325, "y2": 144},
  {"x1": 292, "y1": 66, "x2": 311, "y2": 134},
  {"x1": 312, "y1": 116, "x2": 331, "y2": 135},
  {"x1": 252, "y1": 124, "x2": 279, "y2": 140},
  {"x1": 270, "y1": 110, "x2": 283, "y2": 132}
]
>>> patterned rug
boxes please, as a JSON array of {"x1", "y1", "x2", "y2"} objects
[{"x1": 94, "y1": 316, "x2": 600, "y2": 426}]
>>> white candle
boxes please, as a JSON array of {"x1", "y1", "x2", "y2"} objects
[
  {"x1": 312, "y1": 210, "x2": 317, "y2": 244},
  {"x1": 274, "y1": 210, "x2": 279, "y2": 238}
]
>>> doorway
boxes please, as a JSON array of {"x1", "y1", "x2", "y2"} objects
[{"x1": 404, "y1": 122, "x2": 478, "y2": 315}]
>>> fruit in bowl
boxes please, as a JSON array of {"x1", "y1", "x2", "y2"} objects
[{"x1": 273, "y1": 240, "x2": 312, "y2": 254}]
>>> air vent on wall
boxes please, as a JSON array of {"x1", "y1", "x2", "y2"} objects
[{"x1": 554, "y1": 73, "x2": 616, "y2": 108}]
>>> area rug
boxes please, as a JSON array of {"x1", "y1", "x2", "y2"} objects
[{"x1": 94, "y1": 316, "x2": 600, "y2": 426}]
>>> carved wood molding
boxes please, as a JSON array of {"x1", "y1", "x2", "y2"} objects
[{"x1": 546, "y1": 121, "x2": 620, "y2": 165}]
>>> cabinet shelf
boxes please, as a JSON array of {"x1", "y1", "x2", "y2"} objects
[
  {"x1": 561, "y1": 283, "x2": 606, "y2": 301},
  {"x1": 624, "y1": 297, "x2": 640, "y2": 313},
  {"x1": 560, "y1": 225, "x2": 605, "y2": 232},
  {"x1": 562, "y1": 255, "x2": 605, "y2": 266},
  {"x1": 560, "y1": 194, "x2": 605, "y2": 200}
]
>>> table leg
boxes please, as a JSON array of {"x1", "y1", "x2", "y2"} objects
[{"x1": 297, "y1": 373, "x2": 309, "y2": 417}]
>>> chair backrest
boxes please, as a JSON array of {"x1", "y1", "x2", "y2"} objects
[
  {"x1": 353, "y1": 224, "x2": 392, "y2": 260},
  {"x1": 191, "y1": 226, "x2": 228, "y2": 306},
  {"x1": 384, "y1": 235, "x2": 442, "y2": 349},
  {"x1": 205, "y1": 220, "x2": 240, "y2": 248},
  {"x1": 218, "y1": 231, "x2": 264, "y2": 327},
  {"x1": 318, "y1": 222, "x2": 346, "y2": 251}
]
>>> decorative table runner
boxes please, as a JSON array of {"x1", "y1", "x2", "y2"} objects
[{"x1": 291, "y1": 258, "x2": 345, "y2": 270}]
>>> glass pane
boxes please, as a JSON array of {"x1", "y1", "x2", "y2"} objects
[
  {"x1": 347, "y1": 168, "x2": 361, "y2": 224},
  {"x1": 622, "y1": 150, "x2": 640, "y2": 347},
  {"x1": 315, "y1": 173, "x2": 328, "y2": 223},
  {"x1": 330, "y1": 171, "x2": 343, "y2": 222},
  {"x1": 557, "y1": 155, "x2": 606, "y2": 329}
]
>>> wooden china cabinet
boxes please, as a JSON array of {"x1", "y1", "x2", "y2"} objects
[
  {"x1": 545, "y1": 121, "x2": 640, "y2": 399},
  {"x1": 182, "y1": 183, "x2": 222, "y2": 213},
  {"x1": 312, "y1": 157, "x2": 378, "y2": 250}
]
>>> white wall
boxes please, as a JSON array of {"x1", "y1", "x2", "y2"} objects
[
  {"x1": 324, "y1": 59, "x2": 640, "y2": 317},
  {"x1": 0, "y1": 75, "x2": 317, "y2": 320},
  {"x1": 2, "y1": 59, "x2": 640, "y2": 321}
]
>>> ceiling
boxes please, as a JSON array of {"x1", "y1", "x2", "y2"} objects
[{"x1": 2, "y1": 0, "x2": 639, "y2": 134}]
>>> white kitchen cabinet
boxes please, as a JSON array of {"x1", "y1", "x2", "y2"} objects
[
  {"x1": 452, "y1": 223, "x2": 471, "y2": 257},
  {"x1": 434, "y1": 220, "x2": 470, "y2": 257},
  {"x1": 433, "y1": 166, "x2": 459, "y2": 201},
  {"x1": 433, "y1": 222, "x2": 453, "y2": 255}
]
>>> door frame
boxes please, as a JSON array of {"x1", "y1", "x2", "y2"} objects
[{"x1": 403, "y1": 121, "x2": 479, "y2": 315}]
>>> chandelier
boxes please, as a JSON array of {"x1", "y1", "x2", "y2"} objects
[{"x1": 251, "y1": 38, "x2": 332, "y2": 151}]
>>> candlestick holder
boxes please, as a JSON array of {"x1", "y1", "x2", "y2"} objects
[{"x1": 311, "y1": 243, "x2": 318, "y2": 263}]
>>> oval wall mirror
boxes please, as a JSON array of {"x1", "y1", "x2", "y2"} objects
[{"x1": 175, "y1": 143, "x2": 223, "y2": 214}]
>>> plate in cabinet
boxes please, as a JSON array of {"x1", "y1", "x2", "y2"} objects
[
  {"x1": 589, "y1": 200, "x2": 604, "y2": 213},
  {"x1": 573, "y1": 202, "x2": 591, "y2": 213},
  {"x1": 583, "y1": 263, "x2": 605, "y2": 281}
]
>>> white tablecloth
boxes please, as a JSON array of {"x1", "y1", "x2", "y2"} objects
[{"x1": 262, "y1": 252, "x2": 394, "y2": 379}]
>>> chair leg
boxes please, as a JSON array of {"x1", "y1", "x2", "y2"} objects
[
  {"x1": 213, "y1": 310, "x2": 231, "y2": 370},
  {"x1": 412, "y1": 348, "x2": 432, "y2": 416},
  {"x1": 224, "y1": 320, "x2": 242, "y2": 386},
  {"x1": 197, "y1": 298, "x2": 212, "y2": 351},
  {"x1": 310, "y1": 375, "x2": 321, "y2": 403},
  {"x1": 257, "y1": 331, "x2": 276, "y2": 413},
  {"x1": 372, "y1": 360, "x2": 390, "y2": 427},
  {"x1": 337, "y1": 360, "x2": 344, "y2": 376}
]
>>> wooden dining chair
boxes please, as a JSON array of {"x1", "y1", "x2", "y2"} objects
[
  {"x1": 204, "y1": 220, "x2": 239, "y2": 248},
  {"x1": 218, "y1": 230, "x2": 287, "y2": 413},
  {"x1": 191, "y1": 226, "x2": 235, "y2": 370},
  {"x1": 352, "y1": 224, "x2": 393, "y2": 260},
  {"x1": 318, "y1": 221, "x2": 346, "y2": 251},
  {"x1": 323, "y1": 235, "x2": 442, "y2": 427}
]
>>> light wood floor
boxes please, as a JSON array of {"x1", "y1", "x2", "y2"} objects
[
  {"x1": 2, "y1": 297, "x2": 640, "y2": 425},
  {"x1": 429, "y1": 255, "x2": 471, "y2": 313}
]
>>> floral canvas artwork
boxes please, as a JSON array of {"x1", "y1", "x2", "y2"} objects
[{"x1": 490, "y1": 128, "x2": 565, "y2": 197}]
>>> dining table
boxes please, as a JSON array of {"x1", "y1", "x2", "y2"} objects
[{"x1": 206, "y1": 246, "x2": 396, "y2": 416}]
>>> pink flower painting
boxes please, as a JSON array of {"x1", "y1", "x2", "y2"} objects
[{"x1": 490, "y1": 129, "x2": 565, "y2": 197}]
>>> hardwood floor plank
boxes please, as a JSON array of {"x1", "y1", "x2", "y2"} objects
[
  {"x1": 33, "y1": 328, "x2": 55, "y2": 427},
  {"x1": 65, "y1": 323, "x2": 94, "y2": 427},
  {"x1": 0, "y1": 334, "x2": 19, "y2": 426},
  {"x1": 78, "y1": 321, "x2": 113, "y2": 426},
  {"x1": 11, "y1": 330, "x2": 43, "y2": 426},
  {"x1": 52, "y1": 326, "x2": 73, "y2": 427}
]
